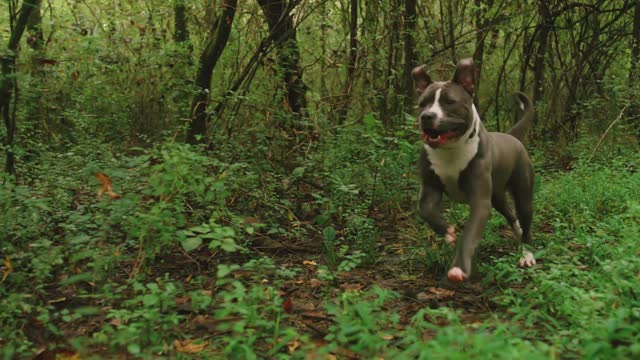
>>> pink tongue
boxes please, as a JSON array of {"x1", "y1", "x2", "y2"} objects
[{"x1": 422, "y1": 131, "x2": 455, "y2": 145}]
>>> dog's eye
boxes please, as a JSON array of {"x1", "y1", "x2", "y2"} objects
[{"x1": 441, "y1": 97, "x2": 456, "y2": 105}]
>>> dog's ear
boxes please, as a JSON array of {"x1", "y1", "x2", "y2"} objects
[
  {"x1": 452, "y1": 58, "x2": 476, "y2": 95},
  {"x1": 412, "y1": 65, "x2": 432, "y2": 95}
]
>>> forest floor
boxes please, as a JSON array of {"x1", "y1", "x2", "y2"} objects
[{"x1": 2, "y1": 139, "x2": 639, "y2": 359}]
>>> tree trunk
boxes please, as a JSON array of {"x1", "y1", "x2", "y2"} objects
[
  {"x1": 257, "y1": 0, "x2": 308, "y2": 116},
  {"x1": 186, "y1": 0, "x2": 237, "y2": 144},
  {"x1": 1, "y1": 0, "x2": 39, "y2": 175},
  {"x1": 533, "y1": 0, "x2": 552, "y2": 121},
  {"x1": 445, "y1": 0, "x2": 457, "y2": 63},
  {"x1": 473, "y1": 0, "x2": 493, "y2": 109},
  {"x1": 27, "y1": 0, "x2": 44, "y2": 51},
  {"x1": 630, "y1": 0, "x2": 640, "y2": 136},
  {"x1": 631, "y1": 1, "x2": 640, "y2": 81},
  {"x1": 403, "y1": 0, "x2": 417, "y2": 104},
  {"x1": 337, "y1": 0, "x2": 359, "y2": 124},
  {"x1": 174, "y1": 1, "x2": 190, "y2": 44}
]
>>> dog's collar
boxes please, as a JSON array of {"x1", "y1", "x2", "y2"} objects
[
  {"x1": 467, "y1": 104, "x2": 480, "y2": 141},
  {"x1": 468, "y1": 127, "x2": 476, "y2": 140}
]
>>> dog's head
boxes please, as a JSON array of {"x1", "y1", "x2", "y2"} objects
[{"x1": 412, "y1": 58, "x2": 478, "y2": 148}]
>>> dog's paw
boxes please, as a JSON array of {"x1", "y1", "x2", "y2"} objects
[
  {"x1": 444, "y1": 226, "x2": 456, "y2": 245},
  {"x1": 447, "y1": 267, "x2": 468, "y2": 283},
  {"x1": 518, "y1": 250, "x2": 536, "y2": 267},
  {"x1": 512, "y1": 220, "x2": 523, "y2": 241}
]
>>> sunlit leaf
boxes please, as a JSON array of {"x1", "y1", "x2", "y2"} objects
[{"x1": 181, "y1": 237, "x2": 203, "y2": 252}]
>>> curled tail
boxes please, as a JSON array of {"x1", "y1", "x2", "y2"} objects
[{"x1": 507, "y1": 92, "x2": 534, "y2": 141}]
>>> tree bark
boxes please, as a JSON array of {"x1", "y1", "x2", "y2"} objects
[
  {"x1": 403, "y1": 0, "x2": 417, "y2": 104},
  {"x1": 27, "y1": 0, "x2": 44, "y2": 51},
  {"x1": 628, "y1": 0, "x2": 639, "y2": 135},
  {"x1": 257, "y1": 0, "x2": 308, "y2": 116},
  {"x1": 174, "y1": 0, "x2": 190, "y2": 44},
  {"x1": 337, "y1": 0, "x2": 359, "y2": 124},
  {"x1": 631, "y1": 0, "x2": 640, "y2": 82},
  {"x1": 532, "y1": 0, "x2": 552, "y2": 121},
  {"x1": 1, "y1": 0, "x2": 39, "y2": 175},
  {"x1": 186, "y1": 0, "x2": 237, "y2": 144},
  {"x1": 473, "y1": 0, "x2": 493, "y2": 109},
  {"x1": 445, "y1": 0, "x2": 457, "y2": 63}
]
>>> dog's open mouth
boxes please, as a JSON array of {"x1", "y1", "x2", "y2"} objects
[{"x1": 421, "y1": 128, "x2": 459, "y2": 147}]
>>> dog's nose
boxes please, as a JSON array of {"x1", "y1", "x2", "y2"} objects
[{"x1": 420, "y1": 112, "x2": 437, "y2": 127}]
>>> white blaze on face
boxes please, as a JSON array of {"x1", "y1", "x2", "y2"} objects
[{"x1": 426, "y1": 88, "x2": 444, "y2": 125}]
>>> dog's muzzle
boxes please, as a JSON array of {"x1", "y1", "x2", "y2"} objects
[{"x1": 420, "y1": 115, "x2": 466, "y2": 147}]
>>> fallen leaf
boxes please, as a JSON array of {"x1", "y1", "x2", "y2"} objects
[
  {"x1": 55, "y1": 351, "x2": 81, "y2": 360},
  {"x1": 189, "y1": 315, "x2": 217, "y2": 331},
  {"x1": 174, "y1": 339, "x2": 207, "y2": 354},
  {"x1": 1, "y1": 256, "x2": 13, "y2": 283},
  {"x1": 175, "y1": 296, "x2": 191, "y2": 305},
  {"x1": 243, "y1": 217, "x2": 261, "y2": 224},
  {"x1": 303, "y1": 260, "x2": 317, "y2": 266},
  {"x1": 309, "y1": 278, "x2": 329, "y2": 288},
  {"x1": 427, "y1": 287, "x2": 455, "y2": 297},
  {"x1": 340, "y1": 283, "x2": 364, "y2": 292},
  {"x1": 95, "y1": 172, "x2": 121, "y2": 199},
  {"x1": 283, "y1": 297, "x2": 294, "y2": 313},
  {"x1": 287, "y1": 339, "x2": 302, "y2": 353}
]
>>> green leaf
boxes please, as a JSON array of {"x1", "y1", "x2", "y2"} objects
[
  {"x1": 142, "y1": 294, "x2": 159, "y2": 306},
  {"x1": 220, "y1": 238, "x2": 239, "y2": 252},
  {"x1": 190, "y1": 224, "x2": 210, "y2": 234},
  {"x1": 323, "y1": 226, "x2": 336, "y2": 242},
  {"x1": 181, "y1": 236, "x2": 203, "y2": 252},
  {"x1": 127, "y1": 343, "x2": 141, "y2": 355},
  {"x1": 217, "y1": 264, "x2": 239, "y2": 278},
  {"x1": 363, "y1": 113, "x2": 378, "y2": 133},
  {"x1": 292, "y1": 166, "x2": 305, "y2": 178}
]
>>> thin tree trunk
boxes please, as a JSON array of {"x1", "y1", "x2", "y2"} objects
[
  {"x1": 473, "y1": 0, "x2": 493, "y2": 109},
  {"x1": 320, "y1": 1, "x2": 328, "y2": 99},
  {"x1": 1, "y1": 0, "x2": 39, "y2": 175},
  {"x1": 174, "y1": 0, "x2": 190, "y2": 44},
  {"x1": 533, "y1": 0, "x2": 552, "y2": 122},
  {"x1": 186, "y1": 0, "x2": 237, "y2": 144},
  {"x1": 631, "y1": 0, "x2": 640, "y2": 81},
  {"x1": 381, "y1": 3, "x2": 402, "y2": 127},
  {"x1": 403, "y1": 0, "x2": 417, "y2": 105},
  {"x1": 257, "y1": 0, "x2": 308, "y2": 116},
  {"x1": 630, "y1": 0, "x2": 640, "y2": 136},
  {"x1": 338, "y1": 0, "x2": 358, "y2": 124},
  {"x1": 27, "y1": 0, "x2": 44, "y2": 51},
  {"x1": 446, "y1": 0, "x2": 457, "y2": 63}
]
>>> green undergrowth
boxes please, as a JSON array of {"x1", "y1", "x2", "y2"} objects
[{"x1": 1, "y1": 128, "x2": 639, "y2": 358}]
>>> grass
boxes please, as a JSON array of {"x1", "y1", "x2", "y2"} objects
[{"x1": 1, "y1": 131, "x2": 639, "y2": 358}]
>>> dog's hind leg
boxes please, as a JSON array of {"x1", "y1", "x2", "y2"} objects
[
  {"x1": 492, "y1": 192, "x2": 520, "y2": 240},
  {"x1": 511, "y1": 167, "x2": 535, "y2": 267}
]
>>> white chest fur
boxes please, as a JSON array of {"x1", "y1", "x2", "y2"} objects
[{"x1": 424, "y1": 105, "x2": 481, "y2": 202}]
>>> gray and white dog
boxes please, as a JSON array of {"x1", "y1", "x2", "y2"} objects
[{"x1": 412, "y1": 58, "x2": 536, "y2": 282}]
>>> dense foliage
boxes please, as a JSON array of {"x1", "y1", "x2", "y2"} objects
[{"x1": 1, "y1": 0, "x2": 639, "y2": 358}]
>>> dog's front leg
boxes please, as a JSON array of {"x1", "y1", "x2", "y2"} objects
[
  {"x1": 448, "y1": 180, "x2": 492, "y2": 282},
  {"x1": 417, "y1": 183, "x2": 454, "y2": 242}
]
